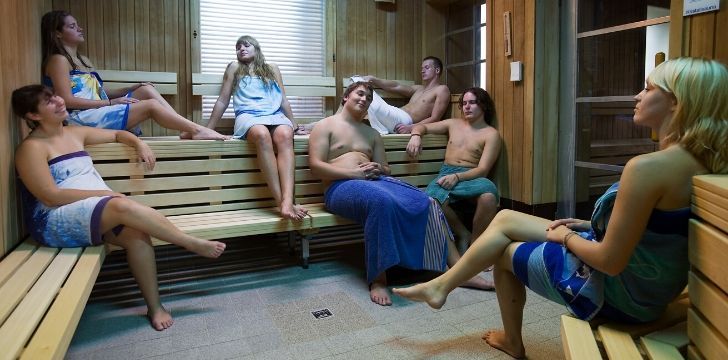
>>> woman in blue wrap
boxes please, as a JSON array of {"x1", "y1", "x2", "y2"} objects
[
  {"x1": 206, "y1": 35, "x2": 307, "y2": 220},
  {"x1": 41, "y1": 10, "x2": 227, "y2": 140},
  {"x1": 394, "y1": 58, "x2": 728, "y2": 358},
  {"x1": 12, "y1": 85, "x2": 226, "y2": 331}
]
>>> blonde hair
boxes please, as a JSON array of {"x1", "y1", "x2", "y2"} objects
[
  {"x1": 234, "y1": 35, "x2": 277, "y2": 89},
  {"x1": 648, "y1": 58, "x2": 728, "y2": 174}
]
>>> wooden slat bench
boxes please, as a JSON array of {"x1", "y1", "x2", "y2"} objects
[
  {"x1": 561, "y1": 292, "x2": 690, "y2": 360},
  {"x1": 0, "y1": 242, "x2": 105, "y2": 360},
  {"x1": 96, "y1": 70, "x2": 178, "y2": 95},
  {"x1": 86, "y1": 134, "x2": 448, "y2": 268},
  {"x1": 192, "y1": 73, "x2": 337, "y2": 132},
  {"x1": 687, "y1": 175, "x2": 728, "y2": 359}
]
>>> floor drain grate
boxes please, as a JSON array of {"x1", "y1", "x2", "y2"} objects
[{"x1": 311, "y1": 308, "x2": 333, "y2": 319}]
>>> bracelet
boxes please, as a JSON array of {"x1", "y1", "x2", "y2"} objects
[
  {"x1": 454, "y1": 173, "x2": 461, "y2": 181},
  {"x1": 563, "y1": 231, "x2": 578, "y2": 248},
  {"x1": 411, "y1": 133, "x2": 421, "y2": 137}
]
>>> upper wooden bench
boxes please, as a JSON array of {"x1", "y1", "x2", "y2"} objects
[
  {"x1": 85, "y1": 134, "x2": 448, "y2": 267},
  {"x1": 192, "y1": 73, "x2": 337, "y2": 98},
  {"x1": 96, "y1": 70, "x2": 178, "y2": 95}
]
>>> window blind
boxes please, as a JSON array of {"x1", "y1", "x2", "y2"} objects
[{"x1": 199, "y1": 0, "x2": 325, "y2": 120}]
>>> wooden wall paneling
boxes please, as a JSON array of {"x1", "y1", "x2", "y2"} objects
[
  {"x1": 375, "y1": 2, "x2": 387, "y2": 80},
  {"x1": 324, "y1": 0, "x2": 336, "y2": 115},
  {"x1": 395, "y1": 1, "x2": 407, "y2": 78},
  {"x1": 715, "y1": 5, "x2": 728, "y2": 64},
  {"x1": 84, "y1": 1, "x2": 104, "y2": 65},
  {"x1": 1, "y1": 0, "x2": 44, "y2": 256},
  {"x1": 180, "y1": 0, "x2": 193, "y2": 121},
  {"x1": 162, "y1": 0, "x2": 180, "y2": 137},
  {"x1": 103, "y1": 1, "x2": 121, "y2": 70},
  {"x1": 514, "y1": 0, "x2": 529, "y2": 204},
  {"x1": 119, "y1": 1, "x2": 135, "y2": 71},
  {"x1": 134, "y1": 0, "x2": 151, "y2": 71},
  {"x1": 690, "y1": 12, "x2": 716, "y2": 59},
  {"x1": 385, "y1": 7, "x2": 397, "y2": 80},
  {"x1": 491, "y1": 0, "x2": 509, "y2": 199}
]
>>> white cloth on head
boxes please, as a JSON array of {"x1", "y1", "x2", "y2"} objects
[{"x1": 350, "y1": 76, "x2": 412, "y2": 134}]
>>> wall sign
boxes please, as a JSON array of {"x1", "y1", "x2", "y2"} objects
[{"x1": 683, "y1": 0, "x2": 720, "y2": 16}]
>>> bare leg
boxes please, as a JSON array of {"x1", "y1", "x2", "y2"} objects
[
  {"x1": 131, "y1": 84, "x2": 176, "y2": 113},
  {"x1": 247, "y1": 126, "x2": 291, "y2": 217},
  {"x1": 441, "y1": 201, "x2": 471, "y2": 253},
  {"x1": 483, "y1": 243, "x2": 527, "y2": 359},
  {"x1": 471, "y1": 193, "x2": 498, "y2": 244},
  {"x1": 99, "y1": 197, "x2": 226, "y2": 258},
  {"x1": 370, "y1": 272, "x2": 392, "y2": 306},
  {"x1": 393, "y1": 210, "x2": 550, "y2": 308},
  {"x1": 126, "y1": 100, "x2": 228, "y2": 140},
  {"x1": 271, "y1": 125, "x2": 307, "y2": 220},
  {"x1": 105, "y1": 227, "x2": 173, "y2": 331},
  {"x1": 446, "y1": 240, "x2": 494, "y2": 290}
]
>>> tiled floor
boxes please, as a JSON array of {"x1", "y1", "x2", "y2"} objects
[{"x1": 67, "y1": 258, "x2": 567, "y2": 359}]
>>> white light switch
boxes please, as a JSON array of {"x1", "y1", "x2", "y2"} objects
[{"x1": 510, "y1": 61, "x2": 522, "y2": 82}]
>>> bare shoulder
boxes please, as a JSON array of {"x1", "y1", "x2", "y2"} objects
[
  {"x1": 435, "y1": 84, "x2": 450, "y2": 95},
  {"x1": 46, "y1": 54, "x2": 72, "y2": 71},
  {"x1": 16, "y1": 137, "x2": 47, "y2": 161}
]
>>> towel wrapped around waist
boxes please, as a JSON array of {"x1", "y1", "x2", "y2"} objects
[
  {"x1": 426, "y1": 164, "x2": 499, "y2": 204},
  {"x1": 324, "y1": 176, "x2": 450, "y2": 283}
]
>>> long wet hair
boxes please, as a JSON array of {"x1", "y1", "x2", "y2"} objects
[
  {"x1": 458, "y1": 87, "x2": 496, "y2": 125},
  {"x1": 41, "y1": 10, "x2": 92, "y2": 72},
  {"x1": 648, "y1": 58, "x2": 728, "y2": 174},
  {"x1": 234, "y1": 35, "x2": 277, "y2": 90}
]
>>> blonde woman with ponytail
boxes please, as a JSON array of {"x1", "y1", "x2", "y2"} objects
[
  {"x1": 395, "y1": 57, "x2": 727, "y2": 359},
  {"x1": 207, "y1": 35, "x2": 307, "y2": 220}
]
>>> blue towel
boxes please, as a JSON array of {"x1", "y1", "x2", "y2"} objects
[{"x1": 324, "y1": 176, "x2": 449, "y2": 283}]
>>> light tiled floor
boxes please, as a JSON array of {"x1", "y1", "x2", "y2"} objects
[{"x1": 67, "y1": 259, "x2": 567, "y2": 359}]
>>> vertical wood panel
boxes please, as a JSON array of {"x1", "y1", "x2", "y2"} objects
[{"x1": 1, "y1": 0, "x2": 44, "y2": 256}]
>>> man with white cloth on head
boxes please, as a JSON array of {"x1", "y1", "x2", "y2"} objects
[{"x1": 352, "y1": 56, "x2": 450, "y2": 134}]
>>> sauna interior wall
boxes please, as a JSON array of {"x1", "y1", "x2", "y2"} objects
[
  {"x1": 0, "y1": 0, "x2": 447, "y2": 255},
  {"x1": 0, "y1": 0, "x2": 43, "y2": 256}
]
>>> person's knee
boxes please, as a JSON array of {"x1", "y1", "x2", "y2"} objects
[
  {"x1": 247, "y1": 127, "x2": 273, "y2": 146},
  {"x1": 136, "y1": 84, "x2": 159, "y2": 98},
  {"x1": 106, "y1": 197, "x2": 139, "y2": 217},
  {"x1": 476, "y1": 193, "x2": 498, "y2": 212},
  {"x1": 272, "y1": 126, "x2": 293, "y2": 145},
  {"x1": 490, "y1": 209, "x2": 518, "y2": 228}
]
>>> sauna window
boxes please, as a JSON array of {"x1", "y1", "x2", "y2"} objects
[
  {"x1": 198, "y1": 0, "x2": 325, "y2": 120},
  {"x1": 444, "y1": 0, "x2": 487, "y2": 92}
]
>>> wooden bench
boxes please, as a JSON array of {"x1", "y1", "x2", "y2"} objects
[
  {"x1": 192, "y1": 73, "x2": 337, "y2": 132},
  {"x1": 96, "y1": 70, "x2": 178, "y2": 95},
  {"x1": 687, "y1": 175, "x2": 728, "y2": 359},
  {"x1": 0, "y1": 242, "x2": 105, "y2": 360},
  {"x1": 85, "y1": 134, "x2": 447, "y2": 268},
  {"x1": 560, "y1": 293, "x2": 690, "y2": 360}
]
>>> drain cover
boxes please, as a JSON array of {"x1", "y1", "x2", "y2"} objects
[{"x1": 311, "y1": 308, "x2": 333, "y2": 319}]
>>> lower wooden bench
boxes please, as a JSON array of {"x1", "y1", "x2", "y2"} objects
[
  {"x1": 0, "y1": 242, "x2": 105, "y2": 360},
  {"x1": 86, "y1": 134, "x2": 448, "y2": 268},
  {"x1": 561, "y1": 292, "x2": 690, "y2": 360}
]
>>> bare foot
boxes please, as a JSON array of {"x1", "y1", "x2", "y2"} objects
[
  {"x1": 148, "y1": 306, "x2": 173, "y2": 331},
  {"x1": 181, "y1": 127, "x2": 229, "y2": 140},
  {"x1": 459, "y1": 275, "x2": 495, "y2": 291},
  {"x1": 482, "y1": 330, "x2": 526, "y2": 359},
  {"x1": 188, "y1": 239, "x2": 226, "y2": 258},
  {"x1": 370, "y1": 281, "x2": 392, "y2": 306},
  {"x1": 392, "y1": 281, "x2": 447, "y2": 309},
  {"x1": 293, "y1": 204, "x2": 309, "y2": 218},
  {"x1": 279, "y1": 201, "x2": 303, "y2": 221}
]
